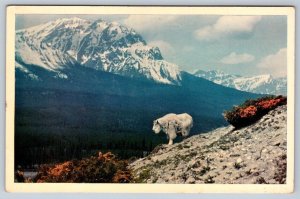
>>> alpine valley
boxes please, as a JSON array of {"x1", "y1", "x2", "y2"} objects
[{"x1": 15, "y1": 17, "x2": 260, "y2": 167}]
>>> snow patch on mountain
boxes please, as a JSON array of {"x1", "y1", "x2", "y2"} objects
[
  {"x1": 194, "y1": 70, "x2": 286, "y2": 95},
  {"x1": 15, "y1": 61, "x2": 40, "y2": 80},
  {"x1": 233, "y1": 74, "x2": 271, "y2": 90},
  {"x1": 54, "y1": 72, "x2": 68, "y2": 79}
]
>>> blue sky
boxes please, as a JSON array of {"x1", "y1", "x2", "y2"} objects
[{"x1": 16, "y1": 14, "x2": 287, "y2": 77}]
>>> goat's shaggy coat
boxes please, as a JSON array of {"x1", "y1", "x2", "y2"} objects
[{"x1": 152, "y1": 113, "x2": 193, "y2": 145}]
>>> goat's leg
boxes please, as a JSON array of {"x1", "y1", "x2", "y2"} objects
[{"x1": 167, "y1": 129, "x2": 176, "y2": 145}]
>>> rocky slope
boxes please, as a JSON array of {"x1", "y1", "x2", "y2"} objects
[
  {"x1": 129, "y1": 105, "x2": 287, "y2": 184},
  {"x1": 194, "y1": 69, "x2": 287, "y2": 95}
]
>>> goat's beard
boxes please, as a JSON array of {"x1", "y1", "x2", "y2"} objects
[{"x1": 152, "y1": 125, "x2": 161, "y2": 134}]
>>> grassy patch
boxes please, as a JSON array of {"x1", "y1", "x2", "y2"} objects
[{"x1": 134, "y1": 167, "x2": 152, "y2": 183}]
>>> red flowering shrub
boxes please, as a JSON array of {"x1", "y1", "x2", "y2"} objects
[
  {"x1": 33, "y1": 152, "x2": 132, "y2": 183},
  {"x1": 223, "y1": 95, "x2": 286, "y2": 128},
  {"x1": 239, "y1": 105, "x2": 257, "y2": 118},
  {"x1": 256, "y1": 98, "x2": 286, "y2": 110}
]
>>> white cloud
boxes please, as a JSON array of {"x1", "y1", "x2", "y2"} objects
[
  {"x1": 123, "y1": 15, "x2": 178, "y2": 32},
  {"x1": 148, "y1": 40, "x2": 175, "y2": 57},
  {"x1": 257, "y1": 48, "x2": 287, "y2": 77},
  {"x1": 194, "y1": 16, "x2": 262, "y2": 41},
  {"x1": 220, "y1": 52, "x2": 255, "y2": 64}
]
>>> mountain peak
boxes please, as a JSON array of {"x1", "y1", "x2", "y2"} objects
[
  {"x1": 15, "y1": 17, "x2": 182, "y2": 85},
  {"x1": 54, "y1": 16, "x2": 87, "y2": 23},
  {"x1": 255, "y1": 74, "x2": 272, "y2": 80}
]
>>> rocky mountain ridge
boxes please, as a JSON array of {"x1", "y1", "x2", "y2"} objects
[{"x1": 130, "y1": 105, "x2": 287, "y2": 184}]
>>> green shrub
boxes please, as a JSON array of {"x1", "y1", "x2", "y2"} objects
[{"x1": 134, "y1": 168, "x2": 152, "y2": 183}]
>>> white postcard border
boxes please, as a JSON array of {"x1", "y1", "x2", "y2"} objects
[{"x1": 6, "y1": 6, "x2": 295, "y2": 193}]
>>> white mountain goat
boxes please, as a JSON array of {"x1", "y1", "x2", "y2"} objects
[{"x1": 152, "y1": 113, "x2": 193, "y2": 145}]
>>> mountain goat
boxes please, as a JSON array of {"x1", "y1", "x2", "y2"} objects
[{"x1": 152, "y1": 113, "x2": 193, "y2": 145}]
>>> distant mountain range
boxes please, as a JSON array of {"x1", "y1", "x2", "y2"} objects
[{"x1": 193, "y1": 70, "x2": 287, "y2": 95}]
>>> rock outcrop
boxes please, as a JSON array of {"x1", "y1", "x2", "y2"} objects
[{"x1": 130, "y1": 105, "x2": 287, "y2": 184}]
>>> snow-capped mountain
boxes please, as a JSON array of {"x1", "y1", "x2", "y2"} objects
[
  {"x1": 194, "y1": 70, "x2": 287, "y2": 95},
  {"x1": 15, "y1": 17, "x2": 181, "y2": 84}
]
